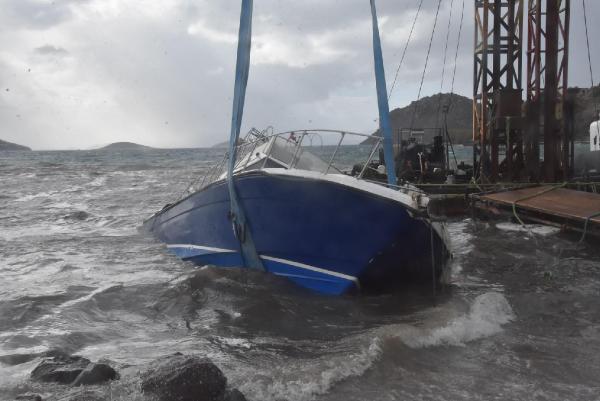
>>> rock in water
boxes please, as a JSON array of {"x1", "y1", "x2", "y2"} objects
[
  {"x1": 224, "y1": 389, "x2": 247, "y2": 401},
  {"x1": 30, "y1": 352, "x2": 118, "y2": 386},
  {"x1": 15, "y1": 393, "x2": 43, "y2": 401},
  {"x1": 141, "y1": 354, "x2": 228, "y2": 401},
  {"x1": 64, "y1": 211, "x2": 90, "y2": 221},
  {"x1": 31, "y1": 354, "x2": 91, "y2": 384},
  {"x1": 55, "y1": 388, "x2": 105, "y2": 401},
  {"x1": 71, "y1": 363, "x2": 119, "y2": 386}
]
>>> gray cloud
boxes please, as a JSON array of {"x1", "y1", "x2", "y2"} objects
[
  {"x1": 0, "y1": 0, "x2": 75, "y2": 30},
  {"x1": 35, "y1": 44, "x2": 69, "y2": 56},
  {"x1": 0, "y1": 0, "x2": 598, "y2": 150}
]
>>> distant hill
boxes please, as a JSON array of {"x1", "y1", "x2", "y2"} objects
[
  {"x1": 364, "y1": 87, "x2": 600, "y2": 145},
  {"x1": 0, "y1": 139, "x2": 31, "y2": 151},
  {"x1": 364, "y1": 93, "x2": 472, "y2": 144},
  {"x1": 98, "y1": 142, "x2": 154, "y2": 151}
]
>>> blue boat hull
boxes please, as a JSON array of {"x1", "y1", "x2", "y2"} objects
[{"x1": 144, "y1": 171, "x2": 445, "y2": 295}]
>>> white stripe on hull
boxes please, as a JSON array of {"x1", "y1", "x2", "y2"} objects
[{"x1": 166, "y1": 244, "x2": 359, "y2": 285}]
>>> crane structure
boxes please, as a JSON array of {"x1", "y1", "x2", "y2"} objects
[
  {"x1": 473, "y1": 0, "x2": 524, "y2": 182},
  {"x1": 525, "y1": 0, "x2": 571, "y2": 182},
  {"x1": 473, "y1": 0, "x2": 571, "y2": 182}
]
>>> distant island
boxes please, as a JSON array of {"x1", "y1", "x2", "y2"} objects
[
  {"x1": 98, "y1": 142, "x2": 154, "y2": 151},
  {"x1": 211, "y1": 141, "x2": 230, "y2": 149},
  {"x1": 0, "y1": 139, "x2": 31, "y2": 151}
]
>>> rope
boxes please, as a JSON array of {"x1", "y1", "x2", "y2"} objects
[
  {"x1": 388, "y1": 0, "x2": 424, "y2": 101},
  {"x1": 579, "y1": 211, "x2": 600, "y2": 244},
  {"x1": 511, "y1": 183, "x2": 567, "y2": 226},
  {"x1": 582, "y1": 0, "x2": 595, "y2": 89},
  {"x1": 409, "y1": 0, "x2": 443, "y2": 132},
  {"x1": 442, "y1": 0, "x2": 465, "y2": 170},
  {"x1": 370, "y1": 0, "x2": 398, "y2": 186},
  {"x1": 436, "y1": 0, "x2": 455, "y2": 129},
  {"x1": 226, "y1": 0, "x2": 265, "y2": 271}
]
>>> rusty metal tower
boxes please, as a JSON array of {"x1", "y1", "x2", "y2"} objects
[
  {"x1": 525, "y1": 0, "x2": 571, "y2": 182},
  {"x1": 473, "y1": 0, "x2": 524, "y2": 182}
]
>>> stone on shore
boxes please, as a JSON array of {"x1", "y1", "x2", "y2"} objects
[
  {"x1": 31, "y1": 354, "x2": 91, "y2": 384},
  {"x1": 30, "y1": 351, "x2": 118, "y2": 386},
  {"x1": 141, "y1": 353, "x2": 246, "y2": 401},
  {"x1": 71, "y1": 362, "x2": 119, "y2": 386}
]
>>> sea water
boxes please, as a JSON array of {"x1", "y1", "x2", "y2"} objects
[{"x1": 1, "y1": 148, "x2": 599, "y2": 401}]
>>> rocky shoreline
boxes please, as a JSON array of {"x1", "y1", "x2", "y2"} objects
[{"x1": 8, "y1": 351, "x2": 246, "y2": 401}]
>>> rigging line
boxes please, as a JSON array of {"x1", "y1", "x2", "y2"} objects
[
  {"x1": 582, "y1": 0, "x2": 595, "y2": 88},
  {"x1": 582, "y1": 0, "x2": 599, "y2": 125},
  {"x1": 409, "y1": 0, "x2": 443, "y2": 131},
  {"x1": 444, "y1": 0, "x2": 465, "y2": 170},
  {"x1": 448, "y1": 0, "x2": 465, "y2": 107},
  {"x1": 388, "y1": 0, "x2": 424, "y2": 101},
  {"x1": 435, "y1": 0, "x2": 455, "y2": 129}
]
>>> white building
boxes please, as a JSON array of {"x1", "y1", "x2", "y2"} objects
[{"x1": 591, "y1": 116, "x2": 600, "y2": 152}]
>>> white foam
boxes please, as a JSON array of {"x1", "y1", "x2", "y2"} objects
[
  {"x1": 249, "y1": 339, "x2": 381, "y2": 401},
  {"x1": 390, "y1": 292, "x2": 514, "y2": 348},
  {"x1": 14, "y1": 192, "x2": 55, "y2": 202},
  {"x1": 88, "y1": 176, "x2": 107, "y2": 187},
  {"x1": 215, "y1": 336, "x2": 252, "y2": 349},
  {"x1": 496, "y1": 222, "x2": 560, "y2": 236}
]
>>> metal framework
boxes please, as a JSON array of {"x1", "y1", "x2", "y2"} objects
[
  {"x1": 473, "y1": 0, "x2": 524, "y2": 182},
  {"x1": 525, "y1": 0, "x2": 571, "y2": 181}
]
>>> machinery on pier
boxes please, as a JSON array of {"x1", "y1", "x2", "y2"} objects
[{"x1": 473, "y1": 0, "x2": 572, "y2": 183}]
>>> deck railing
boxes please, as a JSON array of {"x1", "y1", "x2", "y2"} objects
[{"x1": 183, "y1": 128, "x2": 385, "y2": 197}]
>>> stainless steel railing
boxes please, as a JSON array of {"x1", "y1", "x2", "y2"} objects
[{"x1": 182, "y1": 128, "x2": 385, "y2": 198}]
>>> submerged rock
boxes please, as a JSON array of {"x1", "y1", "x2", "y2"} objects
[
  {"x1": 31, "y1": 354, "x2": 91, "y2": 384},
  {"x1": 224, "y1": 388, "x2": 247, "y2": 401},
  {"x1": 71, "y1": 362, "x2": 119, "y2": 386},
  {"x1": 64, "y1": 211, "x2": 90, "y2": 221},
  {"x1": 15, "y1": 393, "x2": 43, "y2": 401},
  {"x1": 30, "y1": 352, "x2": 118, "y2": 386},
  {"x1": 141, "y1": 354, "x2": 246, "y2": 401},
  {"x1": 55, "y1": 388, "x2": 105, "y2": 401}
]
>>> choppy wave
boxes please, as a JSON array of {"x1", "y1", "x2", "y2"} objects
[{"x1": 2, "y1": 149, "x2": 600, "y2": 401}]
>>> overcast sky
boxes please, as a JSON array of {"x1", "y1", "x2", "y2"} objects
[{"x1": 0, "y1": 0, "x2": 598, "y2": 150}]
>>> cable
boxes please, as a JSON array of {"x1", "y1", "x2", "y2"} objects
[
  {"x1": 409, "y1": 0, "x2": 443, "y2": 131},
  {"x1": 582, "y1": 0, "x2": 599, "y2": 129},
  {"x1": 582, "y1": 0, "x2": 595, "y2": 89},
  {"x1": 436, "y1": 0, "x2": 455, "y2": 129},
  {"x1": 388, "y1": 0, "x2": 424, "y2": 101},
  {"x1": 448, "y1": 0, "x2": 465, "y2": 109}
]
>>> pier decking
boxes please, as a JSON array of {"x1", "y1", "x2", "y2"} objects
[{"x1": 472, "y1": 186, "x2": 600, "y2": 236}]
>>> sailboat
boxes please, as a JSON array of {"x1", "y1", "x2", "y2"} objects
[{"x1": 144, "y1": 0, "x2": 449, "y2": 295}]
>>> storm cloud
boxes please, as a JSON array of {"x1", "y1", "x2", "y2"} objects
[{"x1": 0, "y1": 0, "x2": 598, "y2": 150}]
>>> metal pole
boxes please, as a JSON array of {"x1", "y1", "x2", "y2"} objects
[{"x1": 325, "y1": 132, "x2": 345, "y2": 174}]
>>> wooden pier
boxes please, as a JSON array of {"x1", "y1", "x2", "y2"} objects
[{"x1": 471, "y1": 186, "x2": 600, "y2": 238}]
